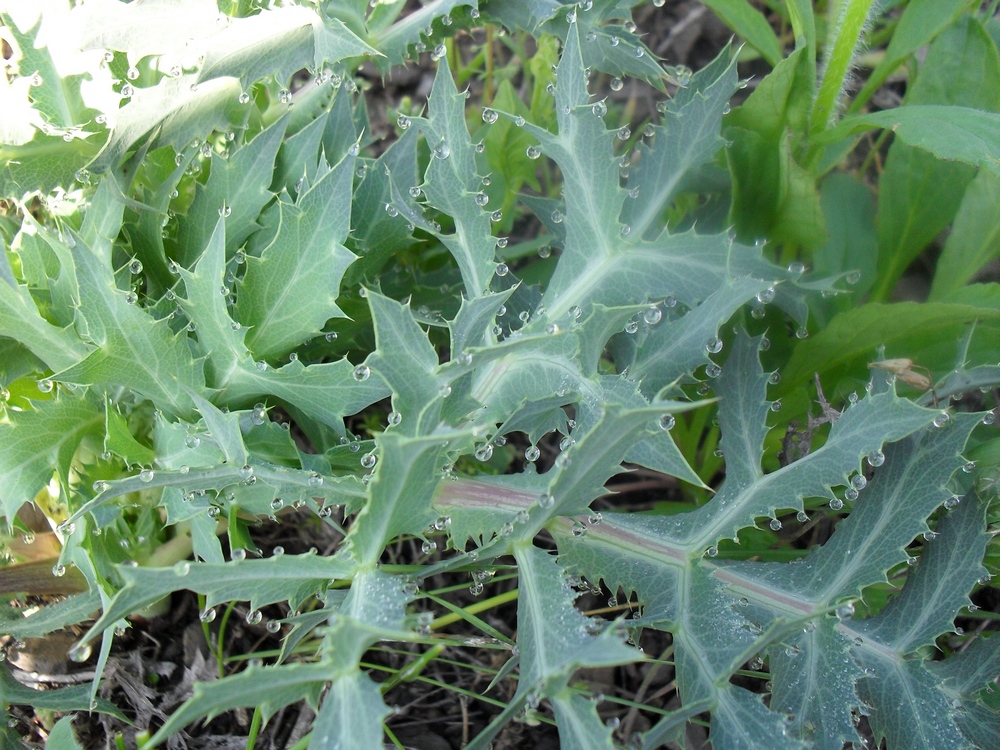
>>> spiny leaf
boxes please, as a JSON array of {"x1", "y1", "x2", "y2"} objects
[
  {"x1": 417, "y1": 55, "x2": 498, "y2": 297},
  {"x1": 236, "y1": 150, "x2": 356, "y2": 360},
  {"x1": 81, "y1": 553, "x2": 353, "y2": 648},
  {"x1": 0, "y1": 395, "x2": 103, "y2": 521},
  {"x1": 173, "y1": 115, "x2": 288, "y2": 266},
  {"x1": 622, "y1": 44, "x2": 738, "y2": 240},
  {"x1": 146, "y1": 661, "x2": 329, "y2": 747},
  {"x1": 196, "y1": 6, "x2": 378, "y2": 87}
]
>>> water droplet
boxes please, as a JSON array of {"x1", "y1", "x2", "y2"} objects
[
  {"x1": 610, "y1": 36, "x2": 620, "y2": 47},
  {"x1": 238, "y1": 464, "x2": 254, "y2": 480},
  {"x1": 705, "y1": 546, "x2": 718, "y2": 558},
  {"x1": 524, "y1": 446, "x2": 540, "y2": 462},
  {"x1": 361, "y1": 452, "x2": 377, "y2": 469},
  {"x1": 126, "y1": 66, "x2": 139, "y2": 80},
  {"x1": 624, "y1": 320, "x2": 639, "y2": 335},
  {"x1": 845, "y1": 488, "x2": 858, "y2": 501},
  {"x1": 255, "y1": 360, "x2": 267, "y2": 371},
  {"x1": 470, "y1": 581, "x2": 484, "y2": 596},
  {"x1": 829, "y1": 498, "x2": 844, "y2": 511},
  {"x1": 643, "y1": 306, "x2": 662, "y2": 325},
  {"x1": 199, "y1": 607, "x2": 217, "y2": 623},
  {"x1": 490, "y1": 210, "x2": 503, "y2": 222},
  {"x1": 475, "y1": 444, "x2": 494, "y2": 462},
  {"x1": 962, "y1": 461, "x2": 976, "y2": 474},
  {"x1": 538, "y1": 493, "x2": 555, "y2": 509},
  {"x1": 353, "y1": 365, "x2": 371, "y2": 381},
  {"x1": 238, "y1": 91, "x2": 251, "y2": 104},
  {"x1": 617, "y1": 127, "x2": 631, "y2": 141},
  {"x1": 706, "y1": 337, "x2": 723, "y2": 354},
  {"x1": 944, "y1": 495, "x2": 961, "y2": 509},
  {"x1": 421, "y1": 540, "x2": 437, "y2": 554},
  {"x1": 867, "y1": 449, "x2": 885, "y2": 467},
  {"x1": 796, "y1": 511, "x2": 808, "y2": 523},
  {"x1": 835, "y1": 602, "x2": 855, "y2": 620},
  {"x1": 620, "y1": 224, "x2": 631, "y2": 237},
  {"x1": 482, "y1": 108, "x2": 498, "y2": 124},
  {"x1": 982, "y1": 411, "x2": 996, "y2": 425},
  {"x1": 270, "y1": 497, "x2": 284, "y2": 511},
  {"x1": 795, "y1": 326, "x2": 809, "y2": 339},
  {"x1": 850, "y1": 474, "x2": 867, "y2": 490},
  {"x1": 246, "y1": 609, "x2": 262, "y2": 625},
  {"x1": 52, "y1": 563, "x2": 66, "y2": 577},
  {"x1": 933, "y1": 412, "x2": 950, "y2": 428},
  {"x1": 495, "y1": 263, "x2": 509, "y2": 277},
  {"x1": 433, "y1": 140, "x2": 451, "y2": 159},
  {"x1": 139, "y1": 468, "x2": 155, "y2": 483},
  {"x1": 266, "y1": 619, "x2": 281, "y2": 633},
  {"x1": 769, "y1": 519, "x2": 782, "y2": 531},
  {"x1": 706, "y1": 363, "x2": 722, "y2": 378},
  {"x1": 174, "y1": 561, "x2": 190, "y2": 576},
  {"x1": 127, "y1": 258, "x2": 144, "y2": 275},
  {"x1": 592, "y1": 101, "x2": 607, "y2": 117},
  {"x1": 231, "y1": 547, "x2": 247, "y2": 562},
  {"x1": 69, "y1": 643, "x2": 92, "y2": 663},
  {"x1": 121, "y1": 83, "x2": 134, "y2": 98}
]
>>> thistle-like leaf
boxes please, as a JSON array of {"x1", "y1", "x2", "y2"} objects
[
  {"x1": 236, "y1": 150, "x2": 356, "y2": 360},
  {"x1": 0, "y1": 395, "x2": 103, "y2": 521}
]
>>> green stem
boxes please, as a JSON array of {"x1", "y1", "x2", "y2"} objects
[
  {"x1": 246, "y1": 706, "x2": 262, "y2": 749},
  {"x1": 216, "y1": 601, "x2": 237, "y2": 680},
  {"x1": 811, "y1": 0, "x2": 876, "y2": 135}
]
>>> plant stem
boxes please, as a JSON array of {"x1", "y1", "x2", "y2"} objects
[
  {"x1": 811, "y1": 0, "x2": 876, "y2": 135},
  {"x1": 246, "y1": 706, "x2": 262, "y2": 750}
]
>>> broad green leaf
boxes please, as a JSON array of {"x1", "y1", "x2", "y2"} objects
[
  {"x1": 871, "y1": 14, "x2": 998, "y2": 301},
  {"x1": 700, "y1": 0, "x2": 783, "y2": 66},
  {"x1": 0, "y1": 395, "x2": 103, "y2": 521},
  {"x1": 818, "y1": 106, "x2": 1000, "y2": 175},
  {"x1": 777, "y1": 300, "x2": 1000, "y2": 400},
  {"x1": 812, "y1": 172, "x2": 877, "y2": 300},
  {"x1": 81, "y1": 553, "x2": 353, "y2": 648},
  {"x1": 930, "y1": 168, "x2": 1000, "y2": 299},
  {"x1": 621, "y1": 45, "x2": 738, "y2": 240},
  {"x1": 0, "y1": 132, "x2": 105, "y2": 204},
  {"x1": 872, "y1": 144, "x2": 976, "y2": 301},
  {"x1": 196, "y1": 6, "x2": 378, "y2": 87},
  {"x1": 236, "y1": 151, "x2": 356, "y2": 360},
  {"x1": 851, "y1": 0, "x2": 975, "y2": 113},
  {"x1": 725, "y1": 48, "x2": 824, "y2": 246},
  {"x1": 44, "y1": 717, "x2": 84, "y2": 750}
]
